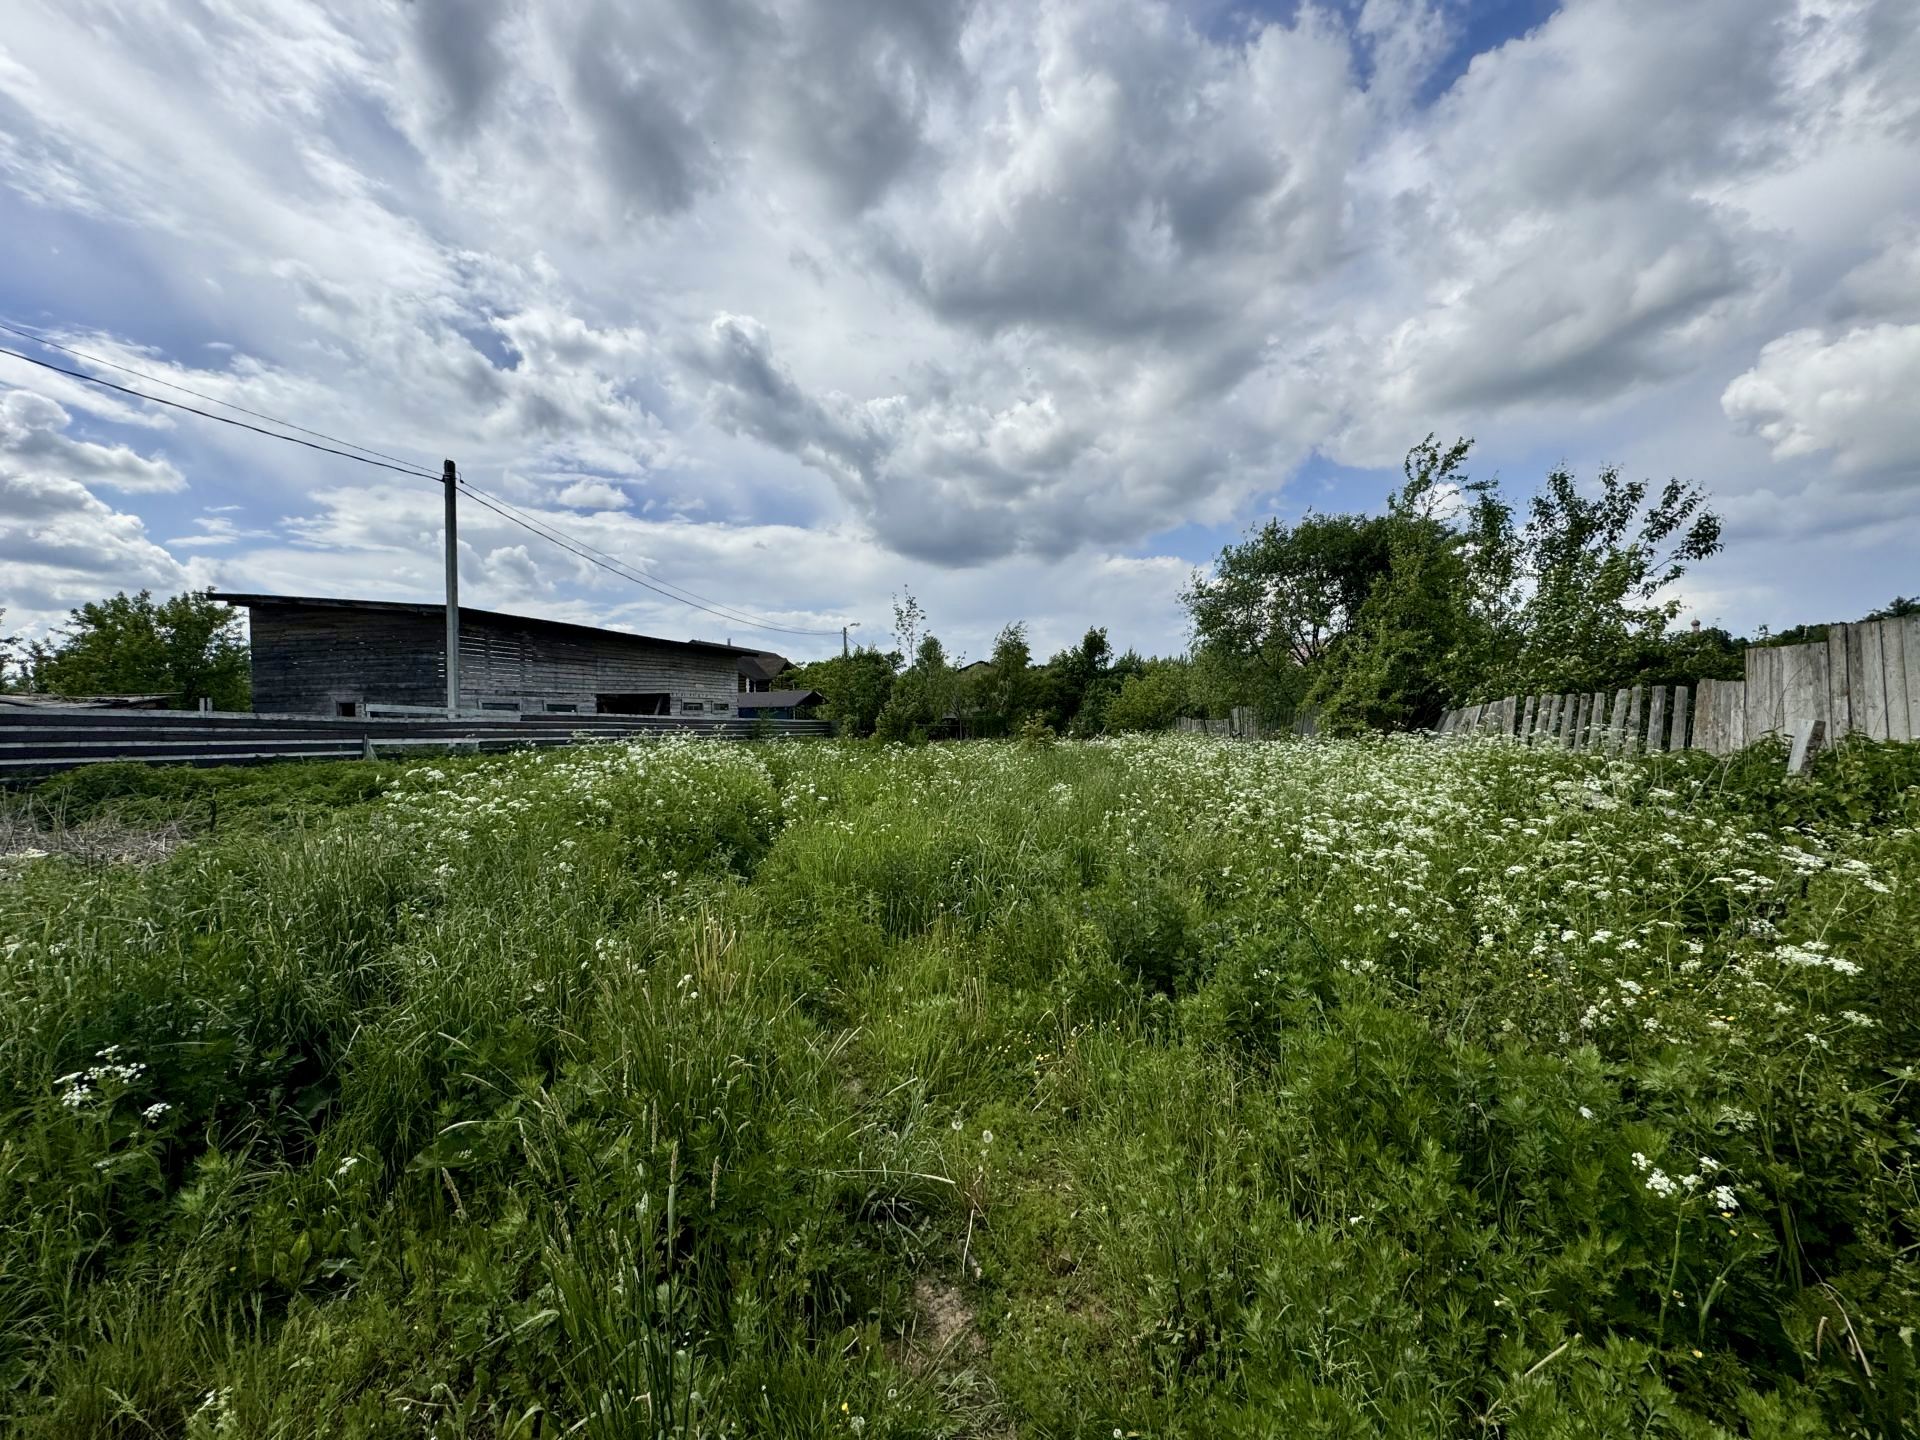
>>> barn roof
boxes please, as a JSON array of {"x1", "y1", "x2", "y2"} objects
[
  {"x1": 736, "y1": 650, "x2": 790, "y2": 682},
  {"x1": 215, "y1": 592, "x2": 759, "y2": 658}
]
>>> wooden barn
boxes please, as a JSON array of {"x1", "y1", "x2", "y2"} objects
[{"x1": 219, "y1": 593, "x2": 756, "y2": 718}]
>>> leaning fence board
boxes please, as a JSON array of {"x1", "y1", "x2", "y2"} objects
[
  {"x1": 1520, "y1": 694, "x2": 1536, "y2": 741},
  {"x1": 1670, "y1": 685, "x2": 1690, "y2": 752},
  {"x1": 1787, "y1": 718, "x2": 1827, "y2": 776},
  {"x1": 1645, "y1": 686, "x2": 1667, "y2": 752},
  {"x1": 1620, "y1": 687, "x2": 1641, "y2": 752},
  {"x1": 1560, "y1": 694, "x2": 1579, "y2": 747},
  {"x1": 1581, "y1": 691, "x2": 1604, "y2": 750}
]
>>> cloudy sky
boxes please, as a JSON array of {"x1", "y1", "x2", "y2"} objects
[{"x1": 1, "y1": 0, "x2": 1916, "y2": 663}]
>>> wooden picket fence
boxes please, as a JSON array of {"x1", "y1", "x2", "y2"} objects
[{"x1": 1435, "y1": 615, "x2": 1920, "y2": 765}]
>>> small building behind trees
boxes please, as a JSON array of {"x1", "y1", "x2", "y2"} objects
[
  {"x1": 735, "y1": 688, "x2": 825, "y2": 720},
  {"x1": 219, "y1": 592, "x2": 755, "y2": 718}
]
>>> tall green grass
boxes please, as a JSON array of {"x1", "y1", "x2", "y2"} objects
[{"x1": 1, "y1": 733, "x2": 1915, "y2": 1437}]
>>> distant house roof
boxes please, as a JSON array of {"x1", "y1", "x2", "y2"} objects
[
  {"x1": 736, "y1": 650, "x2": 790, "y2": 683},
  {"x1": 736, "y1": 688, "x2": 825, "y2": 711},
  {"x1": 215, "y1": 592, "x2": 758, "y2": 658}
]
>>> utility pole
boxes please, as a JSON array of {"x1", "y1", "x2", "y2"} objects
[
  {"x1": 443, "y1": 459, "x2": 459, "y2": 716},
  {"x1": 843, "y1": 621, "x2": 859, "y2": 657}
]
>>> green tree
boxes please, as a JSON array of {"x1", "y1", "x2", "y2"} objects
[
  {"x1": 1305, "y1": 438, "x2": 1481, "y2": 732},
  {"x1": 1638, "y1": 623, "x2": 1745, "y2": 687},
  {"x1": 1182, "y1": 502, "x2": 1430, "y2": 727},
  {"x1": 1497, "y1": 464, "x2": 1723, "y2": 694},
  {"x1": 787, "y1": 647, "x2": 898, "y2": 737},
  {"x1": 966, "y1": 622, "x2": 1035, "y2": 738},
  {"x1": 1183, "y1": 511, "x2": 1398, "y2": 667},
  {"x1": 1031, "y1": 626, "x2": 1116, "y2": 735},
  {"x1": 1105, "y1": 659, "x2": 1191, "y2": 732},
  {"x1": 27, "y1": 590, "x2": 250, "y2": 709},
  {"x1": 875, "y1": 634, "x2": 956, "y2": 742},
  {"x1": 1189, "y1": 436, "x2": 1728, "y2": 730}
]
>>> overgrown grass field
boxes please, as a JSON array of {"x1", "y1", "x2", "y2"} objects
[{"x1": 3, "y1": 733, "x2": 1916, "y2": 1437}]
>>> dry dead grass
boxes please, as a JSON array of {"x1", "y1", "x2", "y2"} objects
[{"x1": 0, "y1": 796, "x2": 191, "y2": 871}]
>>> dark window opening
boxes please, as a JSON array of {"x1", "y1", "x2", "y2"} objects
[
  {"x1": 336, "y1": 700, "x2": 358, "y2": 718},
  {"x1": 546, "y1": 702, "x2": 578, "y2": 714},
  {"x1": 712, "y1": 702, "x2": 730, "y2": 713},
  {"x1": 597, "y1": 692, "x2": 672, "y2": 715},
  {"x1": 681, "y1": 701, "x2": 704, "y2": 714},
  {"x1": 480, "y1": 701, "x2": 519, "y2": 712}
]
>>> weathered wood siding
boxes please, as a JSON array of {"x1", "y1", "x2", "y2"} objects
[{"x1": 247, "y1": 603, "x2": 742, "y2": 716}]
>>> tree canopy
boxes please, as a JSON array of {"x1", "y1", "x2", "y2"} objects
[
  {"x1": 1185, "y1": 438, "x2": 1730, "y2": 733},
  {"x1": 24, "y1": 590, "x2": 251, "y2": 710}
]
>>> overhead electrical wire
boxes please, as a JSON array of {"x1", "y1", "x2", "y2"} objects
[
  {"x1": 454, "y1": 477, "x2": 841, "y2": 638},
  {"x1": 453, "y1": 474, "x2": 843, "y2": 638},
  {"x1": 0, "y1": 343, "x2": 441, "y2": 479},
  {"x1": 0, "y1": 325, "x2": 845, "y2": 639},
  {"x1": 0, "y1": 318, "x2": 429, "y2": 473}
]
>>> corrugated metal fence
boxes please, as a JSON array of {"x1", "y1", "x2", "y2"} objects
[
  {"x1": 1435, "y1": 615, "x2": 1920, "y2": 756},
  {"x1": 0, "y1": 706, "x2": 831, "y2": 779}
]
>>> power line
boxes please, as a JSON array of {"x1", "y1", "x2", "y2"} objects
[
  {"x1": 0, "y1": 344, "x2": 442, "y2": 480},
  {"x1": 0, "y1": 325, "x2": 846, "y2": 640},
  {"x1": 455, "y1": 474, "x2": 843, "y2": 637},
  {"x1": 0, "y1": 318, "x2": 432, "y2": 473},
  {"x1": 455, "y1": 479, "x2": 841, "y2": 639}
]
